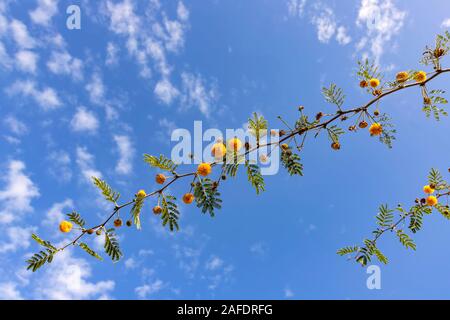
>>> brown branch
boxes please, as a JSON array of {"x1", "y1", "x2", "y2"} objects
[{"x1": 57, "y1": 68, "x2": 450, "y2": 254}]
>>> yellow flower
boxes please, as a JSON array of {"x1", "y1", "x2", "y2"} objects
[
  {"x1": 423, "y1": 185, "x2": 435, "y2": 194},
  {"x1": 156, "y1": 173, "x2": 166, "y2": 184},
  {"x1": 369, "y1": 123, "x2": 383, "y2": 136},
  {"x1": 228, "y1": 137, "x2": 242, "y2": 152},
  {"x1": 369, "y1": 78, "x2": 380, "y2": 88},
  {"x1": 59, "y1": 221, "x2": 73, "y2": 233},
  {"x1": 197, "y1": 163, "x2": 212, "y2": 176},
  {"x1": 136, "y1": 189, "x2": 146, "y2": 198},
  {"x1": 426, "y1": 195, "x2": 438, "y2": 206},
  {"x1": 396, "y1": 71, "x2": 409, "y2": 82},
  {"x1": 182, "y1": 193, "x2": 195, "y2": 204},
  {"x1": 211, "y1": 143, "x2": 226, "y2": 158},
  {"x1": 414, "y1": 71, "x2": 427, "y2": 83}
]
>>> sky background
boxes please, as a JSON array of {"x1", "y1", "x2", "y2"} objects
[{"x1": 0, "y1": 0, "x2": 450, "y2": 300}]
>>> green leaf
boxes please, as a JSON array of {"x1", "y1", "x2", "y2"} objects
[
  {"x1": 245, "y1": 161, "x2": 265, "y2": 194},
  {"x1": 160, "y1": 194, "x2": 180, "y2": 231},
  {"x1": 194, "y1": 178, "x2": 222, "y2": 217},
  {"x1": 131, "y1": 196, "x2": 145, "y2": 230},
  {"x1": 374, "y1": 113, "x2": 396, "y2": 148},
  {"x1": 373, "y1": 247, "x2": 388, "y2": 264},
  {"x1": 31, "y1": 234, "x2": 57, "y2": 251},
  {"x1": 408, "y1": 205, "x2": 428, "y2": 233},
  {"x1": 104, "y1": 228, "x2": 122, "y2": 262},
  {"x1": 357, "y1": 59, "x2": 383, "y2": 90},
  {"x1": 92, "y1": 177, "x2": 120, "y2": 204},
  {"x1": 396, "y1": 229, "x2": 416, "y2": 250},
  {"x1": 327, "y1": 125, "x2": 345, "y2": 143},
  {"x1": 280, "y1": 151, "x2": 303, "y2": 176},
  {"x1": 143, "y1": 154, "x2": 178, "y2": 173},
  {"x1": 248, "y1": 112, "x2": 268, "y2": 145},
  {"x1": 66, "y1": 211, "x2": 85, "y2": 228},
  {"x1": 337, "y1": 246, "x2": 360, "y2": 256},
  {"x1": 376, "y1": 204, "x2": 394, "y2": 228},
  {"x1": 322, "y1": 83, "x2": 345, "y2": 109},
  {"x1": 428, "y1": 168, "x2": 444, "y2": 188},
  {"x1": 26, "y1": 249, "x2": 56, "y2": 272},
  {"x1": 79, "y1": 242, "x2": 103, "y2": 261}
]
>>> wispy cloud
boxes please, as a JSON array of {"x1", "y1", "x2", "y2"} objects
[
  {"x1": 71, "y1": 107, "x2": 99, "y2": 134},
  {"x1": 113, "y1": 134, "x2": 135, "y2": 175},
  {"x1": 0, "y1": 160, "x2": 40, "y2": 224},
  {"x1": 8, "y1": 80, "x2": 61, "y2": 110}
]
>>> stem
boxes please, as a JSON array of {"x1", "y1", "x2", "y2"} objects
[{"x1": 58, "y1": 68, "x2": 450, "y2": 253}]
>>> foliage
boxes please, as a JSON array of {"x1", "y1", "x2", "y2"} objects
[
  {"x1": 322, "y1": 83, "x2": 345, "y2": 109},
  {"x1": 423, "y1": 89, "x2": 448, "y2": 120},
  {"x1": 131, "y1": 196, "x2": 145, "y2": 230},
  {"x1": 26, "y1": 33, "x2": 450, "y2": 273},
  {"x1": 104, "y1": 228, "x2": 122, "y2": 262},
  {"x1": 245, "y1": 161, "x2": 265, "y2": 194},
  {"x1": 143, "y1": 154, "x2": 178, "y2": 173},
  {"x1": 248, "y1": 112, "x2": 268, "y2": 145},
  {"x1": 339, "y1": 169, "x2": 449, "y2": 266},
  {"x1": 67, "y1": 211, "x2": 85, "y2": 228},
  {"x1": 79, "y1": 243, "x2": 103, "y2": 261},
  {"x1": 280, "y1": 150, "x2": 303, "y2": 176},
  {"x1": 161, "y1": 194, "x2": 180, "y2": 231},
  {"x1": 27, "y1": 234, "x2": 58, "y2": 272},
  {"x1": 373, "y1": 113, "x2": 396, "y2": 148},
  {"x1": 92, "y1": 177, "x2": 120, "y2": 204},
  {"x1": 194, "y1": 178, "x2": 222, "y2": 217}
]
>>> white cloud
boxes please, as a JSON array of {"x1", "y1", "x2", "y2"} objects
[
  {"x1": 287, "y1": 0, "x2": 307, "y2": 17},
  {"x1": 8, "y1": 80, "x2": 61, "y2": 110},
  {"x1": 29, "y1": 0, "x2": 59, "y2": 26},
  {"x1": 71, "y1": 107, "x2": 99, "y2": 133},
  {"x1": 181, "y1": 72, "x2": 218, "y2": 117},
  {"x1": 0, "y1": 41, "x2": 11, "y2": 69},
  {"x1": 336, "y1": 26, "x2": 351, "y2": 45},
  {"x1": 106, "y1": 42, "x2": 119, "y2": 66},
  {"x1": 135, "y1": 279, "x2": 165, "y2": 298},
  {"x1": 441, "y1": 18, "x2": 450, "y2": 28},
  {"x1": 47, "y1": 50, "x2": 83, "y2": 80},
  {"x1": 356, "y1": 0, "x2": 406, "y2": 63},
  {"x1": 311, "y1": 6, "x2": 337, "y2": 43},
  {"x1": 205, "y1": 256, "x2": 224, "y2": 271},
  {"x1": 177, "y1": 1, "x2": 189, "y2": 21},
  {"x1": 124, "y1": 257, "x2": 137, "y2": 269},
  {"x1": 0, "y1": 282, "x2": 23, "y2": 299},
  {"x1": 0, "y1": 160, "x2": 40, "y2": 223},
  {"x1": 3, "y1": 115, "x2": 28, "y2": 135},
  {"x1": 47, "y1": 150, "x2": 73, "y2": 182},
  {"x1": 42, "y1": 199, "x2": 74, "y2": 227},
  {"x1": 10, "y1": 19, "x2": 36, "y2": 49},
  {"x1": 85, "y1": 73, "x2": 105, "y2": 104},
  {"x1": 154, "y1": 78, "x2": 179, "y2": 105},
  {"x1": 0, "y1": 226, "x2": 36, "y2": 254},
  {"x1": 105, "y1": 0, "x2": 189, "y2": 81},
  {"x1": 15, "y1": 50, "x2": 38, "y2": 73},
  {"x1": 76, "y1": 146, "x2": 102, "y2": 183},
  {"x1": 33, "y1": 250, "x2": 115, "y2": 299},
  {"x1": 113, "y1": 135, "x2": 135, "y2": 175}
]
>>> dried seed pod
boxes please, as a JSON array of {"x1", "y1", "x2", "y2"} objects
[{"x1": 331, "y1": 142, "x2": 341, "y2": 150}]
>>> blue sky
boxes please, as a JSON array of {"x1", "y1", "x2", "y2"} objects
[{"x1": 0, "y1": 0, "x2": 450, "y2": 299}]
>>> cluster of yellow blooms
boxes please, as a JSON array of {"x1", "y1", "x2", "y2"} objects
[
  {"x1": 423, "y1": 184, "x2": 438, "y2": 206},
  {"x1": 211, "y1": 137, "x2": 243, "y2": 159}
]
